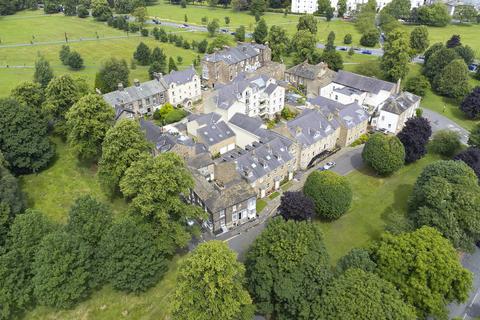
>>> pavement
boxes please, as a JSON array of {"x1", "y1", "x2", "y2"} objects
[
  {"x1": 448, "y1": 248, "x2": 480, "y2": 319},
  {"x1": 423, "y1": 108, "x2": 470, "y2": 144}
]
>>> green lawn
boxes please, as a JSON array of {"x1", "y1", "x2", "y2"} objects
[
  {"x1": 268, "y1": 191, "x2": 280, "y2": 200},
  {"x1": 256, "y1": 199, "x2": 268, "y2": 213},
  {"x1": 24, "y1": 256, "x2": 182, "y2": 320},
  {"x1": 20, "y1": 138, "x2": 128, "y2": 223},
  {"x1": 318, "y1": 153, "x2": 441, "y2": 264}
]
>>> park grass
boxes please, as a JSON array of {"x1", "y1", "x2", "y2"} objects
[
  {"x1": 318, "y1": 153, "x2": 441, "y2": 264},
  {"x1": 23, "y1": 256, "x2": 182, "y2": 320},
  {"x1": 20, "y1": 138, "x2": 128, "y2": 223}
]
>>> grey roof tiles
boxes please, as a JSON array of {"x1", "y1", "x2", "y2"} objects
[
  {"x1": 333, "y1": 70, "x2": 395, "y2": 94},
  {"x1": 203, "y1": 43, "x2": 266, "y2": 65}
]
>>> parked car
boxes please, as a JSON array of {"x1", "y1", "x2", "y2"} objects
[
  {"x1": 376, "y1": 128, "x2": 389, "y2": 135},
  {"x1": 318, "y1": 161, "x2": 336, "y2": 171},
  {"x1": 468, "y1": 64, "x2": 478, "y2": 72},
  {"x1": 183, "y1": 23, "x2": 189, "y2": 27},
  {"x1": 220, "y1": 28, "x2": 229, "y2": 33},
  {"x1": 361, "y1": 50, "x2": 372, "y2": 55},
  {"x1": 339, "y1": 47, "x2": 347, "y2": 51}
]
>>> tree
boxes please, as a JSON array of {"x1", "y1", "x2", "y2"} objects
[
  {"x1": 454, "y1": 5, "x2": 477, "y2": 23},
  {"x1": 168, "y1": 57, "x2": 178, "y2": 72},
  {"x1": 59, "y1": 45, "x2": 71, "y2": 65},
  {"x1": 132, "y1": 6, "x2": 147, "y2": 25},
  {"x1": 181, "y1": 0, "x2": 187, "y2": 7},
  {"x1": 360, "y1": 29, "x2": 379, "y2": 47},
  {"x1": 44, "y1": 0, "x2": 61, "y2": 13},
  {"x1": 253, "y1": 18, "x2": 268, "y2": 44},
  {"x1": 335, "y1": 248, "x2": 376, "y2": 274},
  {"x1": 267, "y1": 25, "x2": 288, "y2": 61},
  {"x1": 172, "y1": 241, "x2": 252, "y2": 320},
  {"x1": 460, "y1": 86, "x2": 480, "y2": 119},
  {"x1": 207, "y1": 19, "x2": 220, "y2": 37},
  {"x1": 433, "y1": 59, "x2": 470, "y2": 99},
  {"x1": 32, "y1": 230, "x2": 91, "y2": 308},
  {"x1": 343, "y1": 33, "x2": 352, "y2": 44},
  {"x1": 469, "y1": 123, "x2": 480, "y2": 148},
  {"x1": 77, "y1": 4, "x2": 89, "y2": 17},
  {"x1": 66, "y1": 51, "x2": 84, "y2": 70},
  {"x1": 224, "y1": 16, "x2": 230, "y2": 25},
  {"x1": 235, "y1": 25, "x2": 246, "y2": 42},
  {"x1": 91, "y1": 0, "x2": 112, "y2": 21},
  {"x1": 133, "y1": 42, "x2": 151, "y2": 65},
  {"x1": 314, "y1": 269, "x2": 416, "y2": 319},
  {"x1": 250, "y1": 0, "x2": 266, "y2": 16},
  {"x1": 245, "y1": 218, "x2": 331, "y2": 319},
  {"x1": 206, "y1": 34, "x2": 232, "y2": 53},
  {"x1": 423, "y1": 46, "x2": 459, "y2": 80},
  {"x1": 446, "y1": 34, "x2": 461, "y2": 48},
  {"x1": 63, "y1": 0, "x2": 77, "y2": 15},
  {"x1": 297, "y1": 14, "x2": 317, "y2": 34},
  {"x1": 410, "y1": 26, "x2": 429, "y2": 54},
  {"x1": 317, "y1": 0, "x2": 330, "y2": 14},
  {"x1": 325, "y1": 6, "x2": 334, "y2": 21},
  {"x1": 99, "y1": 216, "x2": 167, "y2": 293},
  {"x1": 382, "y1": 0, "x2": 411, "y2": 19},
  {"x1": 197, "y1": 39, "x2": 209, "y2": 53},
  {"x1": 397, "y1": 116, "x2": 432, "y2": 163},
  {"x1": 98, "y1": 120, "x2": 149, "y2": 196},
  {"x1": 423, "y1": 42, "x2": 444, "y2": 64},
  {"x1": 33, "y1": 56, "x2": 54, "y2": 88},
  {"x1": 119, "y1": 153, "x2": 203, "y2": 251},
  {"x1": 417, "y1": 3, "x2": 451, "y2": 26},
  {"x1": 378, "y1": 12, "x2": 401, "y2": 34},
  {"x1": 408, "y1": 160, "x2": 480, "y2": 250},
  {"x1": 291, "y1": 30, "x2": 317, "y2": 64},
  {"x1": 372, "y1": 227, "x2": 472, "y2": 318},
  {"x1": 430, "y1": 130, "x2": 462, "y2": 157},
  {"x1": 65, "y1": 94, "x2": 115, "y2": 162},
  {"x1": 232, "y1": 0, "x2": 249, "y2": 11},
  {"x1": 278, "y1": 191, "x2": 315, "y2": 221},
  {"x1": 454, "y1": 44, "x2": 475, "y2": 65},
  {"x1": 362, "y1": 133, "x2": 405, "y2": 175},
  {"x1": 454, "y1": 147, "x2": 480, "y2": 180},
  {"x1": 336, "y1": 0, "x2": 346, "y2": 16},
  {"x1": 151, "y1": 47, "x2": 167, "y2": 72},
  {"x1": 380, "y1": 30, "x2": 411, "y2": 81},
  {"x1": 95, "y1": 58, "x2": 130, "y2": 93},
  {"x1": 0, "y1": 99, "x2": 54, "y2": 174},
  {"x1": 10, "y1": 81, "x2": 44, "y2": 109},
  {"x1": 325, "y1": 31, "x2": 335, "y2": 52},
  {"x1": 0, "y1": 210, "x2": 56, "y2": 319},
  {"x1": 43, "y1": 74, "x2": 83, "y2": 135},
  {"x1": 404, "y1": 75, "x2": 430, "y2": 96},
  {"x1": 208, "y1": 0, "x2": 219, "y2": 6},
  {"x1": 320, "y1": 50, "x2": 343, "y2": 71},
  {"x1": 303, "y1": 170, "x2": 352, "y2": 220}
]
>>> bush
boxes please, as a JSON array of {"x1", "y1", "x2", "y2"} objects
[
  {"x1": 430, "y1": 130, "x2": 462, "y2": 156},
  {"x1": 278, "y1": 191, "x2": 316, "y2": 221},
  {"x1": 66, "y1": 51, "x2": 84, "y2": 70},
  {"x1": 343, "y1": 33, "x2": 352, "y2": 44},
  {"x1": 335, "y1": 248, "x2": 376, "y2": 274},
  {"x1": 303, "y1": 170, "x2": 352, "y2": 220},
  {"x1": 360, "y1": 29, "x2": 379, "y2": 47},
  {"x1": 454, "y1": 147, "x2": 480, "y2": 180},
  {"x1": 362, "y1": 133, "x2": 405, "y2": 175},
  {"x1": 404, "y1": 75, "x2": 431, "y2": 96},
  {"x1": 350, "y1": 133, "x2": 369, "y2": 147},
  {"x1": 140, "y1": 28, "x2": 149, "y2": 37},
  {"x1": 164, "y1": 109, "x2": 187, "y2": 124},
  {"x1": 460, "y1": 86, "x2": 480, "y2": 119}
]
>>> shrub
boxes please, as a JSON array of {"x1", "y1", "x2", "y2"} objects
[
  {"x1": 303, "y1": 171, "x2": 352, "y2": 220},
  {"x1": 362, "y1": 133, "x2": 405, "y2": 175},
  {"x1": 430, "y1": 130, "x2": 462, "y2": 157},
  {"x1": 460, "y1": 87, "x2": 480, "y2": 119},
  {"x1": 77, "y1": 5, "x2": 89, "y2": 18},
  {"x1": 140, "y1": 28, "x2": 149, "y2": 37},
  {"x1": 343, "y1": 33, "x2": 352, "y2": 44},
  {"x1": 404, "y1": 75, "x2": 431, "y2": 96},
  {"x1": 164, "y1": 109, "x2": 187, "y2": 124},
  {"x1": 360, "y1": 29, "x2": 379, "y2": 47},
  {"x1": 350, "y1": 133, "x2": 369, "y2": 147},
  {"x1": 66, "y1": 51, "x2": 84, "y2": 70}
]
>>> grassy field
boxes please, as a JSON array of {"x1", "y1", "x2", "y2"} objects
[{"x1": 318, "y1": 153, "x2": 441, "y2": 264}]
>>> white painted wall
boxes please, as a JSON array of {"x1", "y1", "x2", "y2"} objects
[{"x1": 167, "y1": 75, "x2": 202, "y2": 106}]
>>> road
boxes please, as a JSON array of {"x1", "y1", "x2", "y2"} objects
[{"x1": 423, "y1": 108, "x2": 470, "y2": 144}]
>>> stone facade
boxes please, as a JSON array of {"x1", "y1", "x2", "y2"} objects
[{"x1": 285, "y1": 61, "x2": 336, "y2": 98}]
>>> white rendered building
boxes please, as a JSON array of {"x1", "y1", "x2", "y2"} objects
[{"x1": 163, "y1": 67, "x2": 202, "y2": 107}]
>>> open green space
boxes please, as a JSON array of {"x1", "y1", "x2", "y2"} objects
[
  {"x1": 318, "y1": 153, "x2": 441, "y2": 264},
  {"x1": 20, "y1": 139, "x2": 128, "y2": 223}
]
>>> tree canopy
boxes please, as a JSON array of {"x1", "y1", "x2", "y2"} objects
[
  {"x1": 460, "y1": 86, "x2": 480, "y2": 119},
  {"x1": 95, "y1": 58, "x2": 130, "y2": 93},
  {"x1": 433, "y1": 59, "x2": 470, "y2": 99},
  {"x1": 397, "y1": 116, "x2": 432, "y2": 163},
  {"x1": 430, "y1": 129, "x2": 462, "y2": 157},
  {"x1": 362, "y1": 133, "x2": 405, "y2": 175},
  {"x1": 172, "y1": 241, "x2": 253, "y2": 320},
  {"x1": 245, "y1": 218, "x2": 331, "y2": 319},
  {"x1": 372, "y1": 227, "x2": 472, "y2": 318},
  {"x1": 380, "y1": 29, "x2": 411, "y2": 81},
  {"x1": 335, "y1": 248, "x2": 376, "y2": 274},
  {"x1": 253, "y1": 18, "x2": 268, "y2": 44},
  {"x1": 33, "y1": 56, "x2": 54, "y2": 88},
  {"x1": 303, "y1": 171, "x2": 352, "y2": 220},
  {"x1": 454, "y1": 147, "x2": 480, "y2": 180},
  {"x1": 410, "y1": 26, "x2": 430, "y2": 54},
  {"x1": 278, "y1": 191, "x2": 315, "y2": 221},
  {"x1": 297, "y1": 14, "x2": 317, "y2": 34},
  {"x1": 10, "y1": 81, "x2": 45, "y2": 109}
]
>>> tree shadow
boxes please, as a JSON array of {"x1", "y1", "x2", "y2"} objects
[{"x1": 381, "y1": 183, "x2": 414, "y2": 234}]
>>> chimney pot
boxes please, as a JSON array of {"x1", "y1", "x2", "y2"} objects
[
  {"x1": 117, "y1": 83, "x2": 124, "y2": 91},
  {"x1": 134, "y1": 79, "x2": 140, "y2": 87}
]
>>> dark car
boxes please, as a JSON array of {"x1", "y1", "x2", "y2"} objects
[
  {"x1": 361, "y1": 50, "x2": 372, "y2": 55},
  {"x1": 339, "y1": 47, "x2": 347, "y2": 51},
  {"x1": 183, "y1": 23, "x2": 189, "y2": 27},
  {"x1": 230, "y1": 32, "x2": 236, "y2": 35},
  {"x1": 468, "y1": 64, "x2": 478, "y2": 71}
]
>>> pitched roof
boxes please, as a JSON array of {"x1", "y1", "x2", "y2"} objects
[
  {"x1": 286, "y1": 61, "x2": 329, "y2": 80},
  {"x1": 381, "y1": 91, "x2": 421, "y2": 115},
  {"x1": 285, "y1": 109, "x2": 340, "y2": 146},
  {"x1": 187, "y1": 153, "x2": 213, "y2": 169},
  {"x1": 188, "y1": 112, "x2": 222, "y2": 126},
  {"x1": 196, "y1": 121, "x2": 235, "y2": 146},
  {"x1": 333, "y1": 70, "x2": 395, "y2": 94},
  {"x1": 203, "y1": 43, "x2": 266, "y2": 65},
  {"x1": 228, "y1": 113, "x2": 264, "y2": 135},
  {"x1": 103, "y1": 78, "x2": 168, "y2": 107},
  {"x1": 163, "y1": 67, "x2": 197, "y2": 86},
  {"x1": 308, "y1": 96, "x2": 368, "y2": 129}
]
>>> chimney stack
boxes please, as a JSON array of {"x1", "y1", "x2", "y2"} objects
[
  {"x1": 134, "y1": 79, "x2": 140, "y2": 87},
  {"x1": 396, "y1": 78, "x2": 401, "y2": 94},
  {"x1": 117, "y1": 83, "x2": 124, "y2": 91}
]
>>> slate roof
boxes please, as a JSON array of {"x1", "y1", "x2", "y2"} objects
[
  {"x1": 187, "y1": 153, "x2": 213, "y2": 169},
  {"x1": 203, "y1": 43, "x2": 266, "y2": 65},
  {"x1": 228, "y1": 113, "x2": 264, "y2": 135},
  {"x1": 309, "y1": 96, "x2": 368, "y2": 129},
  {"x1": 286, "y1": 109, "x2": 340, "y2": 146},
  {"x1": 333, "y1": 70, "x2": 395, "y2": 94},
  {"x1": 163, "y1": 67, "x2": 197, "y2": 86},
  {"x1": 197, "y1": 121, "x2": 235, "y2": 146},
  {"x1": 103, "y1": 78, "x2": 168, "y2": 107},
  {"x1": 381, "y1": 91, "x2": 421, "y2": 115},
  {"x1": 285, "y1": 61, "x2": 328, "y2": 80},
  {"x1": 188, "y1": 112, "x2": 222, "y2": 126}
]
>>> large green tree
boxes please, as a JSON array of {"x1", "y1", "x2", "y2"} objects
[
  {"x1": 381, "y1": 30, "x2": 411, "y2": 81},
  {"x1": 335, "y1": 248, "x2": 376, "y2": 274},
  {"x1": 253, "y1": 18, "x2": 268, "y2": 44},
  {"x1": 33, "y1": 56, "x2": 54, "y2": 88},
  {"x1": 66, "y1": 94, "x2": 115, "y2": 162},
  {"x1": 297, "y1": 14, "x2": 317, "y2": 34},
  {"x1": 43, "y1": 74, "x2": 84, "y2": 135},
  {"x1": 362, "y1": 133, "x2": 405, "y2": 175},
  {"x1": 291, "y1": 30, "x2": 317, "y2": 64},
  {"x1": 172, "y1": 241, "x2": 253, "y2": 320},
  {"x1": 317, "y1": 0, "x2": 331, "y2": 14},
  {"x1": 267, "y1": 25, "x2": 289, "y2": 62},
  {"x1": 0, "y1": 210, "x2": 56, "y2": 319},
  {"x1": 410, "y1": 26, "x2": 430, "y2": 54},
  {"x1": 314, "y1": 268, "x2": 416, "y2": 319},
  {"x1": 372, "y1": 227, "x2": 472, "y2": 318},
  {"x1": 433, "y1": 58, "x2": 470, "y2": 99},
  {"x1": 99, "y1": 216, "x2": 167, "y2": 293},
  {"x1": 417, "y1": 3, "x2": 451, "y2": 26},
  {"x1": 0, "y1": 99, "x2": 54, "y2": 174},
  {"x1": 408, "y1": 160, "x2": 480, "y2": 251},
  {"x1": 98, "y1": 119, "x2": 150, "y2": 197},
  {"x1": 423, "y1": 46, "x2": 459, "y2": 80},
  {"x1": 245, "y1": 218, "x2": 331, "y2": 319},
  {"x1": 303, "y1": 170, "x2": 352, "y2": 220},
  {"x1": 10, "y1": 81, "x2": 45, "y2": 109},
  {"x1": 32, "y1": 230, "x2": 91, "y2": 308},
  {"x1": 133, "y1": 42, "x2": 151, "y2": 65},
  {"x1": 382, "y1": 0, "x2": 411, "y2": 19},
  {"x1": 95, "y1": 58, "x2": 130, "y2": 93}
]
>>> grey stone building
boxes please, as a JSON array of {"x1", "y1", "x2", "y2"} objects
[{"x1": 285, "y1": 61, "x2": 337, "y2": 97}]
